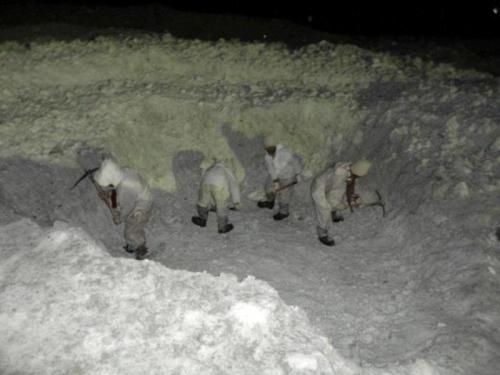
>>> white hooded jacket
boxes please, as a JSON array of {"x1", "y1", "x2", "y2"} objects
[
  {"x1": 201, "y1": 162, "x2": 240, "y2": 205},
  {"x1": 311, "y1": 162, "x2": 351, "y2": 210},
  {"x1": 94, "y1": 159, "x2": 153, "y2": 217},
  {"x1": 264, "y1": 144, "x2": 303, "y2": 181}
]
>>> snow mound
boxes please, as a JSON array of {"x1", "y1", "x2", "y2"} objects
[{"x1": 0, "y1": 219, "x2": 358, "y2": 375}]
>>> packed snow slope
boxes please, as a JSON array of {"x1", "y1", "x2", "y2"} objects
[
  {"x1": 0, "y1": 5, "x2": 499, "y2": 375},
  {"x1": 0, "y1": 219, "x2": 445, "y2": 375},
  {"x1": 1, "y1": 21, "x2": 498, "y2": 201},
  {"x1": 0, "y1": 219, "x2": 354, "y2": 375}
]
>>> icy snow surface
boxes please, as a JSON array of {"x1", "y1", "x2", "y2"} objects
[
  {"x1": 0, "y1": 4, "x2": 499, "y2": 375},
  {"x1": 0, "y1": 219, "x2": 355, "y2": 374}
]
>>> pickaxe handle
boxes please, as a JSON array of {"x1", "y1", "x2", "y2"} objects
[
  {"x1": 275, "y1": 180, "x2": 298, "y2": 192},
  {"x1": 358, "y1": 190, "x2": 386, "y2": 217}
]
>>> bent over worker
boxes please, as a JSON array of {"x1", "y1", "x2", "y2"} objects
[
  {"x1": 257, "y1": 135, "x2": 303, "y2": 221},
  {"x1": 93, "y1": 159, "x2": 153, "y2": 260},
  {"x1": 311, "y1": 160, "x2": 383, "y2": 246},
  {"x1": 192, "y1": 161, "x2": 241, "y2": 234}
]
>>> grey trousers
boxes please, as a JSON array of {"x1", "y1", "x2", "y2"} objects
[
  {"x1": 196, "y1": 204, "x2": 229, "y2": 231},
  {"x1": 124, "y1": 207, "x2": 152, "y2": 250},
  {"x1": 313, "y1": 188, "x2": 382, "y2": 239},
  {"x1": 198, "y1": 184, "x2": 230, "y2": 231},
  {"x1": 313, "y1": 199, "x2": 334, "y2": 239},
  {"x1": 264, "y1": 176, "x2": 296, "y2": 215}
]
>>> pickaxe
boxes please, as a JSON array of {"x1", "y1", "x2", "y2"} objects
[
  {"x1": 71, "y1": 166, "x2": 118, "y2": 212},
  {"x1": 70, "y1": 167, "x2": 99, "y2": 190},
  {"x1": 274, "y1": 180, "x2": 298, "y2": 193},
  {"x1": 370, "y1": 190, "x2": 386, "y2": 217}
]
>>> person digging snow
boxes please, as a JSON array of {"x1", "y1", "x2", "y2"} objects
[
  {"x1": 257, "y1": 134, "x2": 304, "y2": 220},
  {"x1": 93, "y1": 158, "x2": 153, "y2": 260},
  {"x1": 191, "y1": 160, "x2": 241, "y2": 234},
  {"x1": 311, "y1": 159, "x2": 384, "y2": 246}
]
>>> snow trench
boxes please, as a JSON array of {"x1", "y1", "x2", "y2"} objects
[
  {"x1": 0, "y1": 126, "x2": 498, "y2": 374},
  {"x1": 0, "y1": 19, "x2": 499, "y2": 374}
]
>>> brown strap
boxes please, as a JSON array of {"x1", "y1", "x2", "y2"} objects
[
  {"x1": 346, "y1": 175, "x2": 360, "y2": 213},
  {"x1": 111, "y1": 189, "x2": 118, "y2": 209},
  {"x1": 95, "y1": 184, "x2": 118, "y2": 210}
]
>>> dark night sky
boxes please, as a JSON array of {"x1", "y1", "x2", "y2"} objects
[{"x1": 3, "y1": 1, "x2": 500, "y2": 36}]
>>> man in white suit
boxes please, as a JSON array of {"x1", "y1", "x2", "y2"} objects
[
  {"x1": 93, "y1": 158, "x2": 153, "y2": 260},
  {"x1": 257, "y1": 135, "x2": 303, "y2": 221},
  {"x1": 311, "y1": 160, "x2": 382, "y2": 246},
  {"x1": 192, "y1": 161, "x2": 241, "y2": 234}
]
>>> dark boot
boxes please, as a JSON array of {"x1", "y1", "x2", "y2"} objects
[
  {"x1": 274, "y1": 203, "x2": 289, "y2": 220},
  {"x1": 217, "y1": 215, "x2": 234, "y2": 234},
  {"x1": 218, "y1": 223, "x2": 234, "y2": 234},
  {"x1": 123, "y1": 244, "x2": 135, "y2": 253},
  {"x1": 273, "y1": 212, "x2": 289, "y2": 221},
  {"x1": 192, "y1": 205, "x2": 209, "y2": 227},
  {"x1": 135, "y1": 245, "x2": 148, "y2": 260},
  {"x1": 257, "y1": 193, "x2": 275, "y2": 209},
  {"x1": 331, "y1": 211, "x2": 344, "y2": 223},
  {"x1": 192, "y1": 216, "x2": 207, "y2": 227},
  {"x1": 319, "y1": 236, "x2": 335, "y2": 246},
  {"x1": 257, "y1": 200, "x2": 275, "y2": 209}
]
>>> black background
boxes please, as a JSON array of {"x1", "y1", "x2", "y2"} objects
[
  {"x1": 1, "y1": 1, "x2": 497, "y2": 36},
  {"x1": 29, "y1": 0, "x2": 500, "y2": 36}
]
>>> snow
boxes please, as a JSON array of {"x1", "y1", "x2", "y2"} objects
[
  {"x1": 0, "y1": 3, "x2": 499, "y2": 375},
  {"x1": 0, "y1": 219, "x2": 358, "y2": 375},
  {"x1": 0, "y1": 219, "x2": 449, "y2": 375}
]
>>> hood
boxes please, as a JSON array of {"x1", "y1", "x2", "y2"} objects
[{"x1": 93, "y1": 159, "x2": 124, "y2": 187}]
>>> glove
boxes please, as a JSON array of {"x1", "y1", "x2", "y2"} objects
[
  {"x1": 350, "y1": 193, "x2": 361, "y2": 208},
  {"x1": 112, "y1": 209, "x2": 122, "y2": 225},
  {"x1": 272, "y1": 180, "x2": 280, "y2": 193}
]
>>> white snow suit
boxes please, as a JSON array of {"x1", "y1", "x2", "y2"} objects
[
  {"x1": 95, "y1": 160, "x2": 153, "y2": 250},
  {"x1": 264, "y1": 144, "x2": 303, "y2": 214},
  {"x1": 311, "y1": 162, "x2": 379, "y2": 240},
  {"x1": 197, "y1": 162, "x2": 240, "y2": 230}
]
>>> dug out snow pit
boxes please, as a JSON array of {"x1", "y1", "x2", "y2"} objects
[
  {"x1": 0, "y1": 219, "x2": 363, "y2": 375},
  {"x1": 0, "y1": 158, "x2": 123, "y2": 252},
  {"x1": 1, "y1": 14, "x2": 499, "y2": 373}
]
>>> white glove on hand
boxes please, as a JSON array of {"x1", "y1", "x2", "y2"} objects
[
  {"x1": 112, "y1": 209, "x2": 122, "y2": 225},
  {"x1": 272, "y1": 180, "x2": 280, "y2": 193}
]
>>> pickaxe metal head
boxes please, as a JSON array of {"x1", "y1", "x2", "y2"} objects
[
  {"x1": 70, "y1": 167, "x2": 99, "y2": 190},
  {"x1": 375, "y1": 189, "x2": 386, "y2": 217}
]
